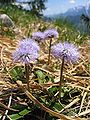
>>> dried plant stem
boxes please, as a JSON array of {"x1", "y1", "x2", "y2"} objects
[
  {"x1": 59, "y1": 57, "x2": 64, "y2": 100},
  {"x1": 0, "y1": 102, "x2": 18, "y2": 112},
  {"x1": 2, "y1": 95, "x2": 12, "y2": 120},
  {"x1": 48, "y1": 38, "x2": 52, "y2": 65},
  {"x1": 25, "y1": 64, "x2": 30, "y2": 91}
]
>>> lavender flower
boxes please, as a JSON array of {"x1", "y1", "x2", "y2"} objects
[
  {"x1": 44, "y1": 29, "x2": 58, "y2": 39},
  {"x1": 32, "y1": 31, "x2": 45, "y2": 41},
  {"x1": 51, "y1": 42, "x2": 79, "y2": 63},
  {"x1": 12, "y1": 38, "x2": 40, "y2": 64}
]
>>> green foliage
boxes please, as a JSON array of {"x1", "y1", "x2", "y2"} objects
[
  {"x1": 48, "y1": 86, "x2": 58, "y2": 95},
  {"x1": 10, "y1": 66, "x2": 25, "y2": 82},
  {"x1": 54, "y1": 18, "x2": 75, "y2": 29},
  {"x1": 86, "y1": 63, "x2": 90, "y2": 73},
  {"x1": 9, "y1": 108, "x2": 31, "y2": 120},
  {"x1": 0, "y1": 4, "x2": 36, "y2": 37},
  {"x1": 54, "y1": 18, "x2": 85, "y2": 44},
  {"x1": 0, "y1": 5, "x2": 36, "y2": 26},
  {"x1": 0, "y1": 0, "x2": 15, "y2": 5},
  {"x1": 35, "y1": 70, "x2": 46, "y2": 84},
  {"x1": 53, "y1": 102, "x2": 64, "y2": 111},
  {"x1": 0, "y1": 0, "x2": 47, "y2": 17},
  {"x1": 34, "y1": 70, "x2": 54, "y2": 84},
  {"x1": 0, "y1": 28, "x2": 15, "y2": 38}
]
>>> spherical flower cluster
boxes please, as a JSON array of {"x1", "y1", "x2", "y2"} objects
[
  {"x1": 44, "y1": 29, "x2": 58, "y2": 39},
  {"x1": 12, "y1": 38, "x2": 40, "y2": 64},
  {"x1": 51, "y1": 42, "x2": 79, "y2": 63},
  {"x1": 32, "y1": 31, "x2": 45, "y2": 42},
  {"x1": 32, "y1": 29, "x2": 58, "y2": 42}
]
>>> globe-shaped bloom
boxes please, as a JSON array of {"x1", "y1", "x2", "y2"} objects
[
  {"x1": 32, "y1": 31, "x2": 45, "y2": 42},
  {"x1": 44, "y1": 29, "x2": 58, "y2": 39},
  {"x1": 12, "y1": 38, "x2": 40, "y2": 64},
  {"x1": 51, "y1": 42, "x2": 79, "y2": 63}
]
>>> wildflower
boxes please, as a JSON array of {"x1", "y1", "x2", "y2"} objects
[
  {"x1": 52, "y1": 42, "x2": 79, "y2": 99},
  {"x1": 44, "y1": 29, "x2": 58, "y2": 39},
  {"x1": 13, "y1": 38, "x2": 40, "y2": 64},
  {"x1": 51, "y1": 42, "x2": 79, "y2": 63},
  {"x1": 32, "y1": 31, "x2": 45, "y2": 41},
  {"x1": 43, "y1": 29, "x2": 58, "y2": 64}
]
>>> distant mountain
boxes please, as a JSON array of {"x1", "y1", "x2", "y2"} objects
[
  {"x1": 63, "y1": 6, "x2": 86, "y2": 16},
  {"x1": 61, "y1": 6, "x2": 87, "y2": 25},
  {"x1": 45, "y1": 5, "x2": 89, "y2": 24}
]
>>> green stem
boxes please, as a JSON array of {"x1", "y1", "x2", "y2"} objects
[
  {"x1": 59, "y1": 57, "x2": 64, "y2": 100},
  {"x1": 48, "y1": 38, "x2": 52, "y2": 65},
  {"x1": 25, "y1": 64, "x2": 30, "y2": 91}
]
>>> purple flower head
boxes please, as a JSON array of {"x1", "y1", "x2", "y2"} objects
[
  {"x1": 44, "y1": 29, "x2": 58, "y2": 39},
  {"x1": 32, "y1": 31, "x2": 45, "y2": 42},
  {"x1": 51, "y1": 42, "x2": 79, "y2": 63},
  {"x1": 12, "y1": 38, "x2": 40, "y2": 64}
]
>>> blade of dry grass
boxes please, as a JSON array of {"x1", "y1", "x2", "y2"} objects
[
  {"x1": 78, "y1": 109, "x2": 90, "y2": 117},
  {"x1": 59, "y1": 98, "x2": 80, "y2": 113},
  {"x1": 78, "y1": 91, "x2": 87, "y2": 114},
  {"x1": 0, "y1": 102, "x2": 18, "y2": 112},
  {"x1": 2, "y1": 95, "x2": 12, "y2": 120}
]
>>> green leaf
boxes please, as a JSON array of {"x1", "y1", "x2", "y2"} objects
[
  {"x1": 35, "y1": 70, "x2": 45, "y2": 84},
  {"x1": 9, "y1": 113, "x2": 21, "y2": 120},
  {"x1": 48, "y1": 86, "x2": 58, "y2": 94},
  {"x1": 10, "y1": 66, "x2": 24, "y2": 81},
  {"x1": 53, "y1": 102, "x2": 64, "y2": 111},
  {"x1": 9, "y1": 109, "x2": 31, "y2": 120},
  {"x1": 40, "y1": 98, "x2": 46, "y2": 103},
  {"x1": 67, "y1": 110, "x2": 76, "y2": 116}
]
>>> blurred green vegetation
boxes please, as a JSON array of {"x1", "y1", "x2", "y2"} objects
[
  {"x1": 54, "y1": 18, "x2": 86, "y2": 44},
  {"x1": 0, "y1": 4, "x2": 36, "y2": 27}
]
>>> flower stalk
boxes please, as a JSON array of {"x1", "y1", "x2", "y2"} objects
[
  {"x1": 48, "y1": 38, "x2": 52, "y2": 65},
  {"x1": 59, "y1": 57, "x2": 64, "y2": 100},
  {"x1": 25, "y1": 64, "x2": 30, "y2": 91}
]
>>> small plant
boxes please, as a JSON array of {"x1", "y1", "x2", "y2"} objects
[
  {"x1": 32, "y1": 29, "x2": 59, "y2": 65},
  {"x1": 12, "y1": 38, "x2": 40, "y2": 90},
  {"x1": 44, "y1": 29, "x2": 58, "y2": 64},
  {"x1": 51, "y1": 42, "x2": 80, "y2": 100}
]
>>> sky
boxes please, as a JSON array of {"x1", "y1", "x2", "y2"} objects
[
  {"x1": 16, "y1": 0, "x2": 90, "y2": 15},
  {"x1": 43, "y1": 0, "x2": 90, "y2": 15}
]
